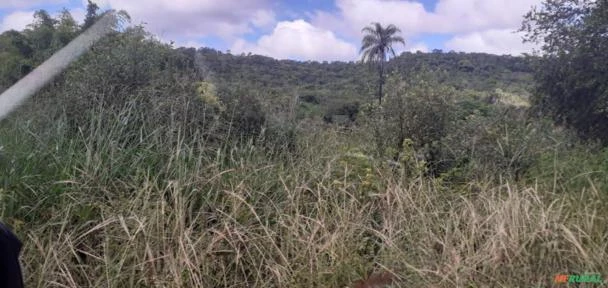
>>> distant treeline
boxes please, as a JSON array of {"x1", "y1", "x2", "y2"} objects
[{"x1": 179, "y1": 47, "x2": 533, "y2": 100}]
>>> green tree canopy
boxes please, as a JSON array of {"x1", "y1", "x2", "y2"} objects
[
  {"x1": 26, "y1": 10, "x2": 57, "y2": 53},
  {"x1": 83, "y1": 0, "x2": 100, "y2": 30},
  {"x1": 521, "y1": 0, "x2": 608, "y2": 144},
  {"x1": 53, "y1": 9, "x2": 79, "y2": 48}
]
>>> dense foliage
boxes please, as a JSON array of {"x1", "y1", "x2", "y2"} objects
[
  {"x1": 522, "y1": 0, "x2": 608, "y2": 144},
  {"x1": 193, "y1": 47, "x2": 534, "y2": 123}
]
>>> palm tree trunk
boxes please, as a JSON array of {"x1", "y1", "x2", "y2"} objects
[{"x1": 377, "y1": 61, "x2": 384, "y2": 105}]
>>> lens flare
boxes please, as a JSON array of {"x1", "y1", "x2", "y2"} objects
[{"x1": 0, "y1": 12, "x2": 118, "y2": 121}]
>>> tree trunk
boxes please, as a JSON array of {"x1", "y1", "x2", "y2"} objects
[{"x1": 378, "y1": 61, "x2": 384, "y2": 105}]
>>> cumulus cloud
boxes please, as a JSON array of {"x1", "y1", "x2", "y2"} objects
[
  {"x1": 311, "y1": 0, "x2": 542, "y2": 55},
  {"x1": 444, "y1": 29, "x2": 539, "y2": 55},
  {"x1": 432, "y1": 0, "x2": 542, "y2": 33},
  {"x1": 313, "y1": 0, "x2": 541, "y2": 36},
  {"x1": 312, "y1": 0, "x2": 428, "y2": 39},
  {"x1": 98, "y1": 0, "x2": 275, "y2": 40},
  {"x1": 0, "y1": 11, "x2": 34, "y2": 32},
  {"x1": 0, "y1": 0, "x2": 67, "y2": 9},
  {"x1": 231, "y1": 19, "x2": 358, "y2": 61},
  {"x1": 251, "y1": 9, "x2": 276, "y2": 29}
]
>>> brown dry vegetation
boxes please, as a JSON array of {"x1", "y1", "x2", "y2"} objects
[{"x1": 4, "y1": 123, "x2": 605, "y2": 287}]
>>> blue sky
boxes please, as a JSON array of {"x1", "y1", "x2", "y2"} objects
[{"x1": 0, "y1": 0, "x2": 540, "y2": 61}]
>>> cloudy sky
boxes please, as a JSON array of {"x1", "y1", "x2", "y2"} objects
[{"x1": 0, "y1": 0, "x2": 541, "y2": 61}]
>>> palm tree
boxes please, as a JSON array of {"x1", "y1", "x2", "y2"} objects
[{"x1": 360, "y1": 23, "x2": 405, "y2": 104}]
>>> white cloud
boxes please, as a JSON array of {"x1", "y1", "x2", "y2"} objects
[
  {"x1": 99, "y1": 0, "x2": 275, "y2": 40},
  {"x1": 172, "y1": 39, "x2": 206, "y2": 49},
  {"x1": 407, "y1": 42, "x2": 428, "y2": 53},
  {"x1": 68, "y1": 8, "x2": 86, "y2": 25},
  {"x1": 432, "y1": 0, "x2": 542, "y2": 33},
  {"x1": 444, "y1": 29, "x2": 538, "y2": 55},
  {"x1": 0, "y1": 11, "x2": 34, "y2": 32},
  {"x1": 231, "y1": 19, "x2": 358, "y2": 61},
  {"x1": 313, "y1": 0, "x2": 541, "y2": 36},
  {"x1": 251, "y1": 10, "x2": 275, "y2": 29},
  {"x1": 312, "y1": 0, "x2": 428, "y2": 39},
  {"x1": 311, "y1": 0, "x2": 542, "y2": 55},
  {"x1": 0, "y1": 0, "x2": 67, "y2": 9}
]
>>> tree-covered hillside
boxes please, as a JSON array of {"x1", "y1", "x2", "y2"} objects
[
  {"x1": 185, "y1": 47, "x2": 534, "y2": 122},
  {"x1": 193, "y1": 47, "x2": 533, "y2": 100}
]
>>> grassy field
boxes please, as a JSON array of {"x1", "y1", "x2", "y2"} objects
[{"x1": 1, "y1": 104, "x2": 607, "y2": 287}]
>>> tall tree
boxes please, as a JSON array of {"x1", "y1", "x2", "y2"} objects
[
  {"x1": 0, "y1": 31, "x2": 33, "y2": 87},
  {"x1": 25, "y1": 10, "x2": 57, "y2": 58},
  {"x1": 521, "y1": 0, "x2": 608, "y2": 144},
  {"x1": 83, "y1": 0, "x2": 100, "y2": 30},
  {"x1": 53, "y1": 9, "x2": 79, "y2": 47},
  {"x1": 31, "y1": 10, "x2": 57, "y2": 29},
  {"x1": 360, "y1": 22, "x2": 405, "y2": 104}
]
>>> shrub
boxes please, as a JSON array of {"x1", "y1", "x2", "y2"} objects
[
  {"x1": 361, "y1": 73, "x2": 455, "y2": 176},
  {"x1": 442, "y1": 106, "x2": 556, "y2": 183},
  {"x1": 323, "y1": 102, "x2": 360, "y2": 124},
  {"x1": 222, "y1": 89, "x2": 267, "y2": 139}
]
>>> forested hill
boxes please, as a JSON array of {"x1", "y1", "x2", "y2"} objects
[
  {"x1": 187, "y1": 47, "x2": 534, "y2": 104},
  {"x1": 1, "y1": 12, "x2": 534, "y2": 123}
]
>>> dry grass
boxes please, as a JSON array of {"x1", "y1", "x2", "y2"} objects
[
  {"x1": 2, "y1": 109, "x2": 607, "y2": 287},
  {"x1": 16, "y1": 157, "x2": 608, "y2": 287}
]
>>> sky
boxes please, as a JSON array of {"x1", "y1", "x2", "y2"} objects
[{"x1": 0, "y1": 0, "x2": 542, "y2": 61}]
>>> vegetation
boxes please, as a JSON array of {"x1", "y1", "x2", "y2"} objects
[
  {"x1": 193, "y1": 48, "x2": 534, "y2": 125},
  {"x1": 0, "y1": 1, "x2": 607, "y2": 287},
  {"x1": 521, "y1": 0, "x2": 608, "y2": 144}
]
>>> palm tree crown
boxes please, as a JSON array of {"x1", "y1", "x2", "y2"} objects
[{"x1": 360, "y1": 22, "x2": 405, "y2": 104}]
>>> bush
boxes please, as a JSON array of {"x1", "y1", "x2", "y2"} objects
[
  {"x1": 361, "y1": 73, "x2": 455, "y2": 176},
  {"x1": 531, "y1": 139, "x2": 608, "y2": 194},
  {"x1": 221, "y1": 89, "x2": 267, "y2": 139},
  {"x1": 442, "y1": 106, "x2": 557, "y2": 183},
  {"x1": 35, "y1": 26, "x2": 204, "y2": 131},
  {"x1": 323, "y1": 102, "x2": 360, "y2": 124}
]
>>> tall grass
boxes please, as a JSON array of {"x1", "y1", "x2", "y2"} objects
[{"x1": 1, "y1": 100, "x2": 607, "y2": 287}]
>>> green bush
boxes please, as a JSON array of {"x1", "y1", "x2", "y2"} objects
[
  {"x1": 323, "y1": 102, "x2": 360, "y2": 124},
  {"x1": 442, "y1": 106, "x2": 557, "y2": 183},
  {"x1": 220, "y1": 89, "x2": 267, "y2": 139},
  {"x1": 361, "y1": 72, "x2": 455, "y2": 176},
  {"x1": 531, "y1": 141, "x2": 608, "y2": 194}
]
